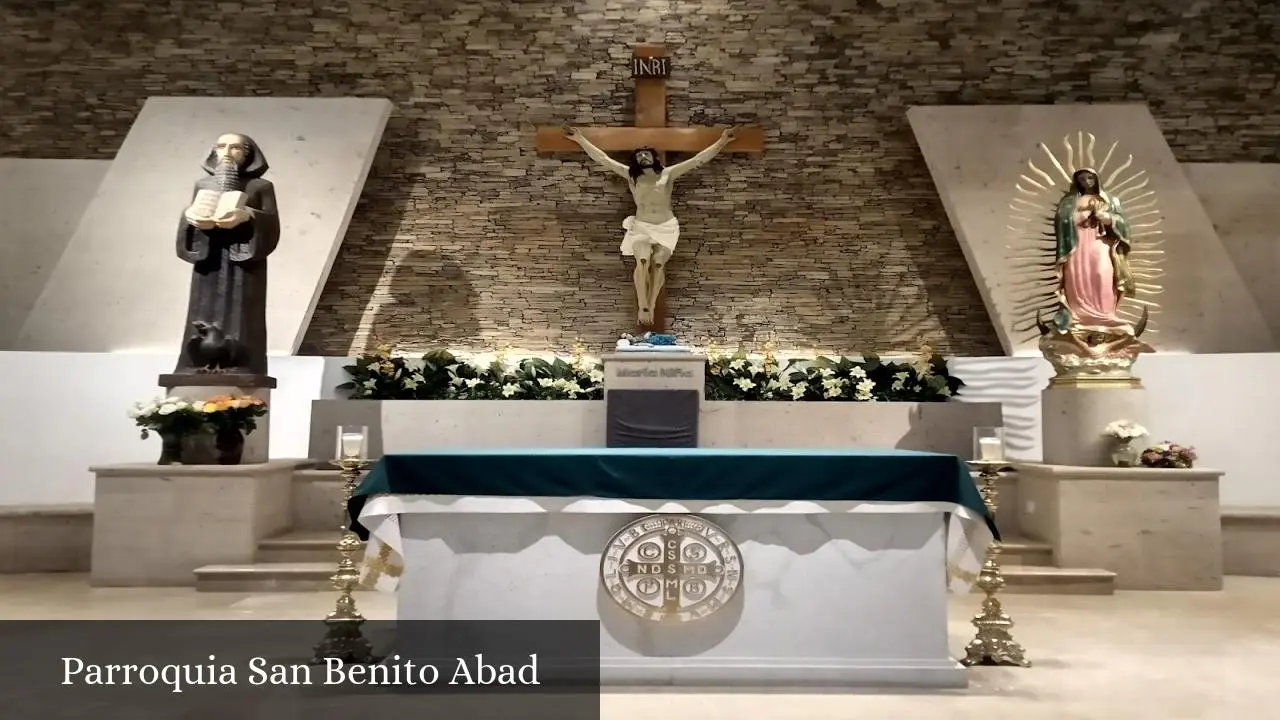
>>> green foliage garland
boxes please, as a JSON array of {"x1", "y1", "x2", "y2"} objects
[{"x1": 337, "y1": 344, "x2": 964, "y2": 402}]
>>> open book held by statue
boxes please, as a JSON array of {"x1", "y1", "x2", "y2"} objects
[{"x1": 185, "y1": 188, "x2": 251, "y2": 230}]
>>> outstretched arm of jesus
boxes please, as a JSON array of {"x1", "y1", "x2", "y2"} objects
[
  {"x1": 666, "y1": 128, "x2": 736, "y2": 180},
  {"x1": 565, "y1": 127, "x2": 629, "y2": 179}
]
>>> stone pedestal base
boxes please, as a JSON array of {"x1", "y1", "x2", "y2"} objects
[
  {"x1": 1013, "y1": 463, "x2": 1223, "y2": 590},
  {"x1": 1042, "y1": 385, "x2": 1147, "y2": 467},
  {"x1": 160, "y1": 373, "x2": 276, "y2": 463},
  {"x1": 90, "y1": 461, "x2": 300, "y2": 586}
]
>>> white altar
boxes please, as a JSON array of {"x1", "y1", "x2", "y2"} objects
[{"x1": 359, "y1": 496, "x2": 986, "y2": 688}]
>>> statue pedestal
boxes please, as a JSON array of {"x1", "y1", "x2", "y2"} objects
[
  {"x1": 159, "y1": 373, "x2": 276, "y2": 463},
  {"x1": 89, "y1": 460, "x2": 301, "y2": 586},
  {"x1": 1013, "y1": 463, "x2": 1223, "y2": 590},
  {"x1": 602, "y1": 352, "x2": 705, "y2": 448},
  {"x1": 1042, "y1": 384, "x2": 1148, "y2": 467}
]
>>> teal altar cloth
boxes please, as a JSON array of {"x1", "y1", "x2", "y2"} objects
[{"x1": 347, "y1": 447, "x2": 996, "y2": 540}]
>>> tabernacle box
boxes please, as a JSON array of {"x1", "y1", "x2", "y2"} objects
[{"x1": 602, "y1": 351, "x2": 705, "y2": 448}]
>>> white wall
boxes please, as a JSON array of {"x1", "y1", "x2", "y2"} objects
[
  {"x1": 0, "y1": 352, "x2": 327, "y2": 506},
  {"x1": 951, "y1": 354, "x2": 1280, "y2": 507},
  {"x1": 0, "y1": 159, "x2": 110, "y2": 348},
  {"x1": 15, "y1": 97, "x2": 393, "y2": 355},
  {"x1": 2, "y1": 351, "x2": 1277, "y2": 508}
]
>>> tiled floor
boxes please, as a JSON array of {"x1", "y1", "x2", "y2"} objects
[{"x1": 4, "y1": 573, "x2": 1277, "y2": 718}]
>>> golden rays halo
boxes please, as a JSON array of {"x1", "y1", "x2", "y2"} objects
[{"x1": 1006, "y1": 131, "x2": 1165, "y2": 342}]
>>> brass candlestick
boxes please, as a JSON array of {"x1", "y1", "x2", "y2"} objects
[
  {"x1": 961, "y1": 460, "x2": 1030, "y2": 668},
  {"x1": 312, "y1": 457, "x2": 375, "y2": 664}
]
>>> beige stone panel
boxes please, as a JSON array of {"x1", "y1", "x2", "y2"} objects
[
  {"x1": 1183, "y1": 163, "x2": 1280, "y2": 344},
  {"x1": 0, "y1": 160, "x2": 109, "y2": 349}
]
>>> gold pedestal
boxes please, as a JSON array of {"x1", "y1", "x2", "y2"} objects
[
  {"x1": 312, "y1": 458, "x2": 375, "y2": 664},
  {"x1": 961, "y1": 461, "x2": 1030, "y2": 668}
]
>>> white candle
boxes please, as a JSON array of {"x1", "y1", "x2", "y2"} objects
[
  {"x1": 340, "y1": 432, "x2": 364, "y2": 459},
  {"x1": 978, "y1": 437, "x2": 1003, "y2": 461}
]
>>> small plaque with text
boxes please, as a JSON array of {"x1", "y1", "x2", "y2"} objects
[
  {"x1": 614, "y1": 366, "x2": 692, "y2": 379},
  {"x1": 631, "y1": 56, "x2": 670, "y2": 78}
]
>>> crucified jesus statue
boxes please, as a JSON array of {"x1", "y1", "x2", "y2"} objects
[{"x1": 565, "y1": 126, "x2": 736, "y2": 326}]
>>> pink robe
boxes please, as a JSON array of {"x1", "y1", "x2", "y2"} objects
[{"x1": 1061, "y1": 210, "x2": 1123, "y2": 328}]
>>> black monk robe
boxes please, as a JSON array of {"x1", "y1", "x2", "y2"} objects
[{"x1": 173, "y1": 176, "x2": 280, "y2": 376}]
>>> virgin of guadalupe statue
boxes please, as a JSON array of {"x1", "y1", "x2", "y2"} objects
[
  {"x1": 1050, "y1": 168, "x2": 1136, "y2": 334},
  {"x1": 1006, "y1": 133, "x2": 1164, "y2": 383},
  {"x1": 171, "y1": 133, "x2": 280, "y2": 378}
]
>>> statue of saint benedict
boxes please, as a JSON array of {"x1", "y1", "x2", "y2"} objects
[{"x1": 172, "y1": 133, "x2": 280, "y2": 378}]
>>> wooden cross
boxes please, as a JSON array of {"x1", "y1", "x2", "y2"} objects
[{"x1": 535, "y1": 44, "x2": 764, "y2": 333}]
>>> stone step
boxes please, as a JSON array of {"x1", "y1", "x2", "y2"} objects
[
  {"x1": 997, "y1": 565, "x2": 1116, "y2": 595},
  {"x1": 295, "y1": 467, "x2": 344, "y2": 478},
  {"x1": 195, "y1": 562, "x2": 337, "y2": 592},
  {"x1": 997, "y1": 537, "x2": 1054, "y2": 566},
  {"x1": 257, "y1": 531, "x2": 362, "y2": 563}
]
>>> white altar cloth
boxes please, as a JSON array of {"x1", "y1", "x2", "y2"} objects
[{"x1": 358, "y1": 496, "x2": 990, "y2": 688}]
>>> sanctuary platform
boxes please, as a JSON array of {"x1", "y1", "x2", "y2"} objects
[
  {"x1": 309, "y1": 399, "x2": 1003, "y2": 459},
  {"x1": 351, "y1": 447, "x2": 994, "y2": 688}
]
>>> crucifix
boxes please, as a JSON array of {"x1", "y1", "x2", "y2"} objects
[{"x1": 535, "y1": 44, "x2": 764, "y2": 333}]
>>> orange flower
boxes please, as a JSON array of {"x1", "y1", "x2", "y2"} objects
[{"x1": 197, "y1": 394, "x2": 263, "y2": 413}]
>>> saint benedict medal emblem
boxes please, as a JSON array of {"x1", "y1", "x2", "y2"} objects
[{"x1": 600, "y1": 514, "x2": 743, "y2": 623}]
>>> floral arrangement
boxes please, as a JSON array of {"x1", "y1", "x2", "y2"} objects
[
  {"x1": 1103, "y1": 419, "x2": 1148, "y2": 441},
  {"x1": 197, "y1": 395, "x2": 268, "y2": 435},
  {"x1": 338, "y1": 343, "x2": 605, "y2": 401},
  {"x1": 705, "y1": 343, "x2": 963, "y2": 402},
  {"x1": 1140, "y1": 442, "x2": 1198, "y2": 469},
  {"x1": 337, "y1": 341, "x2": 963, "y2": 402},
  {"x1": 128, "y1": 397, "x2": 208, "y2": 439}
]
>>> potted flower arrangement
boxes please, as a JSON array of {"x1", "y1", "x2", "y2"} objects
[
  {"x1": 1102, "y1": 419, "x2": 1148, "y2": 467},
  {"x1": 128, "y1": 397, "x2": 209, "y2": 465},
  {"x1": 196, "y1": 395, "x2": 268, "y2": 465},
  {"x1": 1140, "y1": 442, "x2": 1198, "y2": 469}
]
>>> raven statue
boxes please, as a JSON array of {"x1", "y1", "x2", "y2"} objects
[{"x1": 186, "y1": 321, "x2": 244, "y2": 373}]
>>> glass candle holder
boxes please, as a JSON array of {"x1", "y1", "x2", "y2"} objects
[
  {"x1": 973, "y1": 427, "x2": 1005, "y2": 462},
  {"x1": 335, "y1": 425, "x2": 368, "y2": 461}
]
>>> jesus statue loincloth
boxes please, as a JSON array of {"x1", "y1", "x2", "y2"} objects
[{"x1": 621, "y1": 216, "x2": 680, "y2": 257}]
